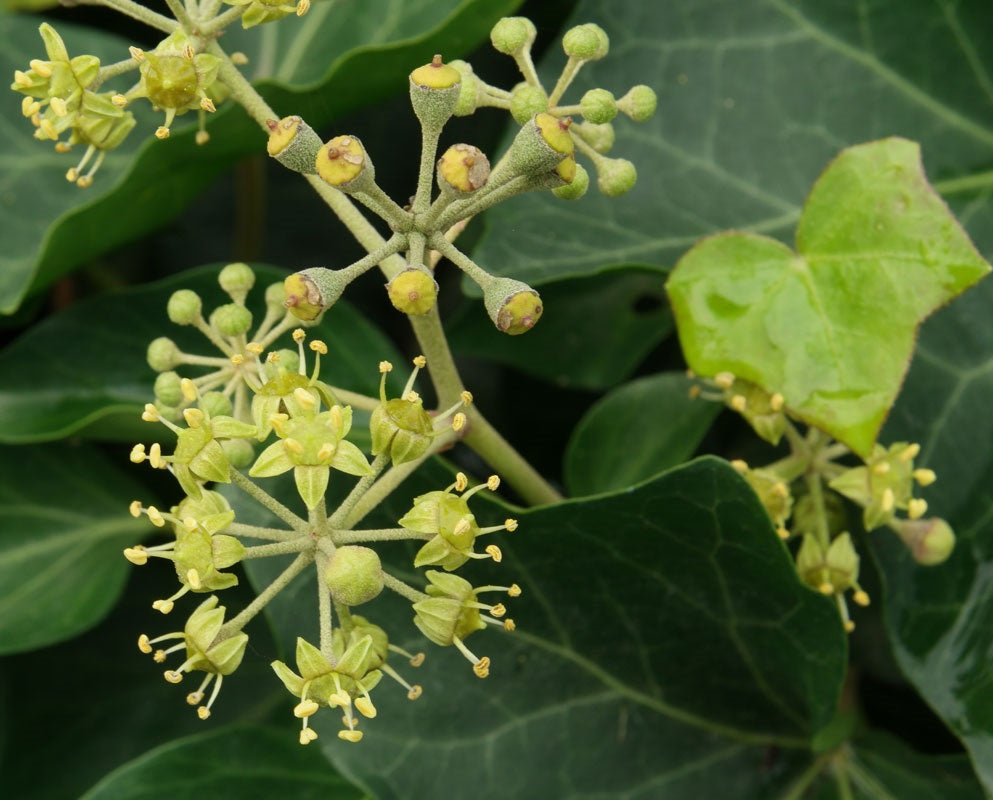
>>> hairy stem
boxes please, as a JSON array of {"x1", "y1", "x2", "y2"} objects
[
  {"x1": 220, "y1": 551, "x2": 312, "y2": 634},
  {"x1": 86, "y1": 0, "x2": 178, "y2": 32},
  {"x1": 230, "y1": 468, "x2": 309, "y2": 531},
  {"x1": 241, "y1": 537, "x2": 312, "y2": 559},
  {"x1": 383, "y1": 571, "x2": 429, "y2": 602},
  {"x1": 227, "y1": 521, "x2": 297, "y2": 541}
]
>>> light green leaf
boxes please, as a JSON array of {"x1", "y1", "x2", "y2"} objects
[
  {"x1": 666, "y1": 138, "x2": 989, "y2": 457},
  {"x1": 565, "y1": 372, "x2": 721, "y2": 495},
  {"x1": 0, "y1": 443, "x2": 146, "y2": 653},
  {"x1": 80, "y1": 725, "x2": 367, "y2": 800}
]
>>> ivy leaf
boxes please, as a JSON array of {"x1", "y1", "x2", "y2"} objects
[
  {"x1": 871, "y1": 274, "x2": 993, "y2": 794},
  {"x1": 0, "y1": 264, "x2": 403, "y2": 443},
  {"x1": 0, "y1": 0, "x2": 520, "y2": 314},
  {"x1": 665, "y1": 138, "x2": 989, "y2": 457},
  {"x1": 0, "y1": 443, "x2": 146, "y2": 653},
  {"x1": 80, "y1": 726, "x2": 367, "y2": 800},
  {"x1": 564, "y1": 372, "x2": 721, "y2": 495}
]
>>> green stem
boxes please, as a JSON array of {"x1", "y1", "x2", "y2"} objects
[
  {"x1": 337, "y1": 233, "x2": 407, "y2": 282},
  {"x1": 227, "y1": 521, "x2": 296, "y2": 541},
  {"x1": 92, "y1": 58, "x2": 139, "y2": 90},
  {"x1": 413, "y1": 124, "x2": 442, "y2": 214},
  {"x1": 317, "y1": 551, "x2": 335, "y2": 661},
  {"x1": 229, "y1": 468, "x2": 308, "y2": 531},
  {"x1": 832, "y1": 758, "x2": 855, "y2": 800},
  {"x1": 197, "y1": 4, "x2": 245, "y2": 35},
  {"x1": 804, "y1": 471, "x2": 832, "y2": 551},
  {"x1": 328, "y1": 452, "x2": 390, "y2": 528},
  {"x1": 382, "y1": 571, "x2": 429, "y2": 602},
  {"x1": 310, "y1": 499, "x2": 330, "y2": 538},
  {"x1": 162, "y1": 0, "x2": 195, "y2": 29},
  {"x1": 547, "y1": 56, "x2": 584, "y2": 108},
  {"x1": 333, "y1": 598, "x2": 354, "y2": 635},
  {"x1": 325, "y1": 387, "x2": 379, "y2": 412},
  {"x1": 778, "y1": 753, "x2": 831, "y2": 800},
  {"x1": 429, "y1": 234, "x2": 495, "y2": 290},
  {"x1": 242, "y1": 536, "x2": 312, "y2": 559},
  {"x1": 220, "y1": 551, "x2": 311, "y2": 635},
  {"x1": 434, "y1": 175, "x2": 534, "y2": 231},
  {"x1": 86, "y1": 0, "x2": 178, "y2": 32},
  {"x1": 334, "y1": 527, "x2": 432, "y2": 544},
  {"x1": 934, "y1": 168, "x2": 993, "y2": 196},
  {"x1": 513, "y1": 48, "x2": 543, "y2": 90}
]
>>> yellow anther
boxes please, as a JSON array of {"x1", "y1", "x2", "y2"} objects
[
  {"x1": 409, "y1": 653, "x2": 425, "y2": 667},
  {"x1": 13, "y1": 70, "x2": 31, "y2": 87},
  {"x1": 186, "y1": 568, "x2": 202, "y2": 590},
  {"x1": 329, "y1": 405, "x2": 344, "y2": 430},
  {"x1": 296, "y1": 0, "x2": 310, "y2": 15},
  {"x1": 486, "y1": 544, "x2": 503, "y2": 563},
  {"x1": 21, "y1": 96, "x2": 40, "y2": 116},
  {"x1": 730, "y1": 394, "x2": 747, "y2": 412},
  {"x1": 490, "y1": 603, "x2": 507, "y2": 618},
  {"x1": 508, "y1": 583, "x2": 522, "y2": 597},
  {"x1": 453, "y1": 518, "x2": 471, "y2": 536},
  {"x1": 292, "y1": 328, "x2": 307, "y2": 343},
  {"x1": 908, "y1": 498, "x2": 928, "y2": 520},
  {"x1": 405, "y1": 391, "x2": 421, "y2": 403},
  {"x1": 772, "y1": 482, "x2": 789, "y2": 498},
  {"x1": 124, "y1": 547, "x2": 148, "y2": 566},
  {"x1": 688, "y1": 384, "x2": 702, "y2": 400},
  {"x1": 487, "y1": 475, "x2": 501, "y2": 491},
  {"x1": 230, "y1": 354, "x2": 244, "y2": 365},
  {"x1": 186, "y1": 692, "x2": 203, "y2": 705},
  {"x1": 503, "y1": 618, "x2": 516, "y2": 631},
  {"x1": 880, "y1": 488, "x2": 895, "y2": 513},
  {"x1": 183, "y1": 408, "x2": 204, "y2": 428},
  {"x1": 853, "y1": 590, "x2": 870, "y2": 607},
  {"x1": 55, "y1": 141, "x2": 72, "y2": 154},
  {"x1": 164, "y1": 670, "x2": 183, "y2": 683},
  {"x1": 111, "y1": 93, "x2": 128, "y2": 107},
  {"x1": 266, "y1": 351, "x2": 279, "y2": 363},
  {"x1": 452, "y1": 412, "x2": 467, "y2": 431},
  {"x1": 473, "y1": 657, "x2": 491, "y2": 678},
  {"x1": 129, "y1": 500, "x2": 142, "y2": 518},
  {"x1": 294, "y1": 699, "x2": 319, "y2": 718},
  {"x1": 455, "y1": 473, "x2": 469, "y2": 492},
  {"x1": 505, "y1": 518, "x2": 519, "y2": 532},
  {"x1": 142, "y1": 403, "x2": 160, "y2": 422},
  {"x1": 76, "y1": 175, "x2": 93, "y2": 188},
  {"x1": 338, "y1": 729, "x2": 363, "y2": 743},
  {"x1": 180, "y1": 378, "x2": 198, "y2": 402},
  {"x1": 844, "y1": 620, "x2": 856, "y2": 633},
  {"x1": 354, "y1": 697, "x2": 377, "y2": 718},
  {"x1": 231, "y1": 52, "x2": 249, "y2": 65},
  {"x1": 729, "y1": 459, "x2": 749, "y2": 473},
  {"x1": 299, "y1": 727, "x2": 318, "y2": 745},
  {"x1": 407, "y1": 685, "x2": 423, "y2": 700},
  {"x1": 197, "y1": 706, "x2": 211, "y2": 720},
  {"x1": 29, "y1": 59, "x2": 52, "y2": 78},
  {"x1": 309, "y1": 340, "x2": 328, "y2": 355},
  {"x1": 776, "y1": 527, "x2": 790, "y2": 540},
  {"x1": 412, "y1": 355, "x2": 427, "y2": 368},
  {"x1": 152, "y1": 598, "x2": 174, "y2": 614},
  {"x1": 769, "y1": 392, "x2": 785, "y2": 411},
  {"x1": 913, "y1": 468, "x2": 936, "y2": 486},
  {"x1": 149, "y1": 443, "x2": 165, "y2": 469},
  {"x1": 153, "y1": 650, "x2": 167, "y2": 663},
  {"x1": 460, "y1": 390, "x2": 473, "y2": 405},
  {"x1": 182, "y1": 44, "x2": 196, "y2": 60},
  {"x1": 246, "y1": 342, "x2": 264, "y2": 355},
  {"x1": 342, "y1": 716, "x2": 358, "y2": 728},
  {"x1": 714, "y1": 371, "x2": 735, "y2": 389},
  {"x1": 818, "y1": 583, "x2": 834, "y2": 595},
  {"x1": 130, "y1": 444, "x2": 147, "y2": 463},
  {"x1": 379, "y1": 360, "x2": 393, "y2": 373},
  {"x1": 183, "y1": 517, "x2": 198, "y2": 531},
  {"x1": 900, "y1": 443, "x2": 921, "y2": 461},
  {"x1": 328, "y1": 691, "x2": 351, "y2": 708},
  {"x1": 284, "y1": 438, "x2": 304, "y2": 456},
  {"x1": 200, "y1": 97, "x2": 216, "y2": 113},
  {"x1": 293, "y1": 387, "x2": 317, "y2": 409},
  {"x1": 316, "y1": 442, "x2": 335, "y2": 462},
  {"x1": 155, "y1": 126, "x2": 170, "y2": 140},
  {"x1": 49, "y1": 96, "x2": 68, "y2": 117},
  {"x1": 147, "y1": 506, "x2": 166, "y2": 527},
  {"x1": 269, "y1": 413, "x2": 289, "y2": 434},
  {"x1": 872, "y1": 461, "x2": 890, "y2": 475},
  {"x1": 138, "y1": 634, "x2": 153, "y2": 653}
]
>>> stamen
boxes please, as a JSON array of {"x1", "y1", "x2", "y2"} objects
[
  {"x1": 503, "y1": 618, "x2": 516, "y2": 631},
  {"x1": 294, "y1": 699, "x2": 319, "y2": 718},
  {"x1": 149, "y1": 443, "x2": 166, "y2": 469},
  {"x1": 130, "y1": 444, "x2": 146, "y2": 463},
  {"x1": 453, "y1": 473, "x2": 469, "y2": 492},
  {"x1": 354, "y1": 695, "x2": 377, "y2": 718},
  {"x1": 913, "y1": 468, "x2": 936, "y2": 486},
  {"x1": 186, "y1": 568, "x2": 202, "y2": 590},
  {"x1": 485, "y1": 544, "x2": 503, "y2": 562},
  {"x1": 853, "y1": 590, "x2": 870, "y2": 607},
  {"x1": 872, "y1": 461, "x2": 890, "y2": 475},
  {"x1": 900, "y1": 443, "x2": 921, "y2": 461},
  {"x1": 452, "y1": 635, "x2": 488, "y2": 678},
  {"x1": 296, "y1": 0, "x2": 310, "y2": 16},
  {"x1": 769, "y1": 393, "x2": 784, "y2": 411},
  {"x1": 29, "y1": 59, "x2": 52, "y2": 77},
  {"x1": 880, "y1": 488, "x2": 895, "y2": 513},
  {"x1": 147, "y1": 506, "x2": 166, "y2": 527},
  {"x1": 338, "y1": 729, "x2": 363, "y2": 743},
  {"x1": 198, "y1": 673, "x2": 224, "y2": 719},
  {"x1": 730, "y1": 394, "x2": 747, "y2": 412},
  {"x1": 452, "y1": 413, "x2": 466, "y2": 432},
  {"x1": 713, "y1": 371, "x2": 735, "y2": 389},
  {"x1": 187, "y1": 673, "x2": 212, "y2": 705},
  {"x1": 505, "y1": 519, "x2": 518, "y2": 532},
  {"x1": 489, "y1": 603, "x2": 506, "y2": 618},
  {"x1": 508, "y1": 584, "x2": 522, "y2": 597},
  {"x1": 138, "y1": 634, "x2": 153, "y2": 653},
  {"x1": 309, "y1": 340, "x2": 328, "y2": 355},
  {"x1": 246, "y1": 342, "x2": 264, "y2": 355},
  {"x1": 907, "y1": 498, "x2": 928, "y2": 520},
  {"x1": 124, "y1": 546, "x2": 148, "y2": 565},
  {"x1": 293, "y1": 387, "x2": 317, "y2": 411},
  {"x1": 777, "y1": 527, "x2": 791, "y2": 540},
  {"x1": 818, "y1": 582, "x2": 834, "y2": 595},
  {"x1": 284, "y1": 438, "x2": 304, "y2": 456}
]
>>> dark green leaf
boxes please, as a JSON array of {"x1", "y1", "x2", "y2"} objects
[
  {"x1": 0, "y1": 443, "x2": 146, "y2": 653},
  {"x1": 564, "y1": 372, "x2": 721, "y2": 495},
  {"x1": 448, "y1": 264, "x2": 671, "y2": 390},
  {"x1": 666, "y1": 138, "x2": 989, "y2": 458},
  {"x1": 0, "y1": 264, "x2": 402, "y2": 443},
  {"x1": 81, "y1": 725, "x2": 366, "y2": 800}
]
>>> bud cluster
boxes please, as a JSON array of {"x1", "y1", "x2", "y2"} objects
[{"x1": 126, "y1": 265, "x2": 520, "y2": 745}]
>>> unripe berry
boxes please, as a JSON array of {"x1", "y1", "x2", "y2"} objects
[
  {"x1": 218, "y1": 262, "x2": 255, "y2": 301},
  {"x1": 509, "y1": 82, "x2": 547, "y2": 125},
  {"x1": 409, "y1": 55, "x2": 461, "y2": 129},
  {"x1": 222, "y1": 438, "x2": 255, "y2": 469},
  {"x1": 167, "y1": 289, "x2": 202, "y2": 325},
  {"x1": 580, "y1": 88, "x2": 617, "y2": 124},
  {"x1": 200, "y1": 391, "x2": 232, "y2": 418},
  {"x1": 897, "y1": 518, "x2": 956, "y2": 565},
  {"x1": 154, "y1": 371, "x2": 184, "y2": 406},
  {"x1": 386, "y1": 268, "x2": 439, "y2": 315},
  {"x1": 437, "y1": 143, "x2": 490, "y2": 194},
  {"x1": 147, "y1": 337, "x2": 182, "y2": 371},
  {"x1": 265, "y1": 115, "x2": 322, "y2": 175},
  {"x1": 324, "y1": 546, "x2": 384, "y2": 606},
  {"x1": 490, "y1": 17, "x2": 536, "y2": 55},
  {"x1": 596, "y1": 157, "x2": 637, "y2": 197},
  {"x1": 315, "y1": 135, "x2": 373, "y2": 190},
  {"x1": 284, "y1": 269, "x2": 347, "y2": 321},
  {"x1": 562, "y1": 23, "x2": 609, "y2": 61},
  {"x1": 484, "y1": 278, "x2": 543, "y2": 335},
  {"x1": 209, "y1": 303, "x2": 253, "y2": 336},
  {"x1": 553, "y1": 162, "x2": 589, "y2": 200},
  {"x1": 506, "y1": 113, "x2": 574, "y2": 178},
  {"x1": 618, "y1": 85, "x2": 658, "y2": 122}
]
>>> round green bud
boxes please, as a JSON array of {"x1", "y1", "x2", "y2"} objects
[
  {"x1": 449, "y1": 60, "x2": 481, "y2": 117},
  {"x1": 154, "y1": 371, "x2": 184, "y2": 406},
  {"x1": 218, "y1": 262, "x2": 255, "y2": 300},
  {"x1": 147, "y1": 337, "x2": 182, "y2": 371},
  {"x1": 553, "y1": 162, "x2": 589, "y2": 200},
  {"x1": 575, "y1": 120, "x2": 614, "y2": 153},
  {"x1": 263, "y1": 348, "x2": 299, "y2": 380},
  {"x1": 209, "y1": 303, "x2": 253, "y2": 336},
  {"x1": 200, "y1": 391, "x2": 232, "y2": 418},
  {"x1": 484, "y1": 277, "x2": 543, "y2": 335},
  {"x1": 315, "y1": 135, "x2": 372, "y2": 189},
  {"x1": 167, "y1": 289, "x2": 202, "y2": 325},
  {"x1": 386, "y1": 268, "x2": 439, "y2": 315},
  {"x1": 509, "y1": 82, "x2": 548, "y2": 125},
  {"x1": 409, "y1": 55, "x2": 461, "y2": 129},
  {"x1": 221, "y1": 438, "x2": 255, "y2": 469},
  {"x1": 324, "y1": 546, "x2": 384, "y2": 606},
  {"x1": 596, "y1": 157, "x2": 637, "y2": 197},
  {"x1": 265, "y1": 115, "x2": 322, "y2": 175},
  {"x1": 264, "y1": 281, "x2": 286, "y2": 313},
  {"x1": 898, "y1": 518, "x2": 956, "y2": 566},
  {"x1": 490, "y1": 16, "x2": 536, "y2": 55},
  {"x1": 580, "y1": 88, "x2": 617, "y2": 124},
  {"x1": 437, "y1": 143, "x2": 490, "y2": 194},
  {"x1": 618, "y1": 84, "x2": 657, "y2": 122},
  {"x1": 562, "y1": 23, "x2": 609, "y2": 61}
]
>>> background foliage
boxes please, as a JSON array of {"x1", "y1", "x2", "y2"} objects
[{"x1": 2, "y1": 0, "x2": 993, "y2": 798}]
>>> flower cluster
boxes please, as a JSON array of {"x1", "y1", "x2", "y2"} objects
[{"x1": 125, "y1": 264, "x2": 520, "y2": 744}]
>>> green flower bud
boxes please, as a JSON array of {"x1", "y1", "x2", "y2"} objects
[
  {"x1": 154, "y1": 371, "x2": 184, "y2": 406},
  {"x1": 221, "y1": 438, "x2": 255, "y2": 469},
  {"x1": 386, "y1": 268, "x2": 439, "y2": 315},
  {"x1": 490, "y1": 16, "x2": 536, "y2": 55},
  {"x1": 200, "y1": 391, "x2": 232, "y2": 418},
  {"x1": 74, "y1": 93, "x2": 136, "y2": 151},
  {"x1": 209, "y1": 303, "x2": 253, "y2": 336},
  {"x1": 448, "y1": 60, "x2": 481, "y2": 117},
  {"x1": 167, "y1": 289, "x2": 202, "y2": 325},
  {"x1": 147, "y1": 337, "x2": 182, "y2": 371},
  {"x1": 409, "y1": 55, "x2": 461, "y2": 130},
  {"x1": 265, "y1": 281, "x2": 286, "y2": 312},
  {"x1": 618, "y1": 84, "x2": 658, "y2": 122},
  {"x1": 324, "y1": 546, "x2": 384, "y2": 606},
  {"x1": 413, "y1": 570, "x2": 486, "y2": 646},
  {"x1": 895, "y1": 518, "x2": 955, "y2": 565},
  {"x1": 437, "y1": 143, "x2": 490, "y2": 194},
  {"x1": 552, "y1": 161, "x2": 589, "y2": 200},
  {"x1": 265, "y1": 115, "x2": 322, "y2": 175},
  {"x1": 371, "y1": 398, "x2": 434, "y2": 465},
  {"x1": 575, "y1": 120, "x2": 614, "y2": 153},
  {"x1": 741, "y1": 468, "x2": 793, "y2": 529},
  {"x1": 218, "y1": 262, "x2": 255, "y2": 301},
  {"x1": 562, "y1": 23, "x2": 609, "y2": 61},
  {"x1": 315, "y1": 134, "x2": 374, "y2": 190},
  {"x1": 580, "y1": 88, "x2": 617, "y2": 124},
  {"x1": 284, "y1": 268, "x2": 347, "y2": 321},
  {"x1": 483, "y1": 277, "x2": 543, "y2": 335},
  {"x1": 509, "y1": 82, "x2": 548, "y2": 125},
  {"x1": 596, "y1": 157, "x2": 637, "y2": 197}
]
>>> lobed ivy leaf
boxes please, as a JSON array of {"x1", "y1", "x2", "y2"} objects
[
  {"x1": 0, "y1": 264, "x2": 403, "y2": 443},
  {"x1": 666, "y1": 138, "x2": 990, "y2": 458},
  {"x1": 0, "y1": 0, "x2": 520, "y2": 314},
  {"x1": 0, "y1": 443, "x2": 146, "y2": 653}
]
